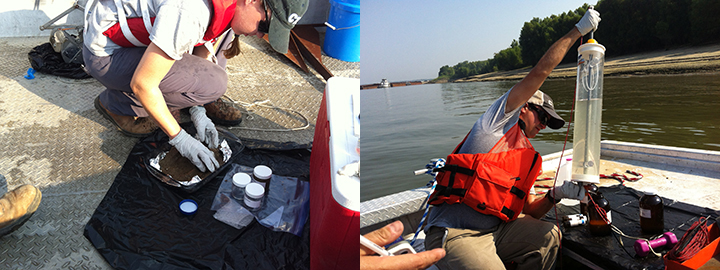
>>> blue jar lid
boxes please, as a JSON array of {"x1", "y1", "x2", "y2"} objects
[{"x1": 179, "y1": 199, "x2": 198, "y2": 215}]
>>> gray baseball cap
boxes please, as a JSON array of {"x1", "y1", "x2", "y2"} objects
[
  {"x1": 265, "y1": 0, "x2": 309, "y2": 54},
  {"x1": 527, "y1": 90, "x2": 565, "y2": 129}
]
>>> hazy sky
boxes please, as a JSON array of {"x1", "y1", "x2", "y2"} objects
[{"x1": 360, "y1": 0, "x2": 595, "y2": 84}]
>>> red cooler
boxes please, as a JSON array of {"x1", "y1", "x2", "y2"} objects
[{"x1": 310, "y1": 77, "x2": 360, "y2": 269}]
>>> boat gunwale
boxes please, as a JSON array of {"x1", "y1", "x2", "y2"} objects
[{"x1": 361, "y1": 140, "x2": 720, "y2": 230}]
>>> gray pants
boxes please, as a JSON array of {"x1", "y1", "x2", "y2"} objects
[
  {"x1": 425, "y1": 215, "x2": 560, "y2": 270},
  {"x1": 82, "y1": 45, "x2": 228, "y2": 117}
]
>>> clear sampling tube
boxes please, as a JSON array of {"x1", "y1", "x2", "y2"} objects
[{"x1": 572, "y1": 38, "x2": 606, "y2": 184}]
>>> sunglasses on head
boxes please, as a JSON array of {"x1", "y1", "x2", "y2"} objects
[
  {"x1": 258, "y1": 0, "x2": 271, "y2": 34},
  {"x1": 529, "y1": 105, "x2": 549, "y2": 126}
]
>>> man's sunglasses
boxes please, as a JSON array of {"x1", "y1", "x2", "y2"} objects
[
  {"x1": 258, "y1": 1, "x2": 271, "y2": 34},
  {"x1": 529, "y1": 105, "x2": 549, "y2": 126}
]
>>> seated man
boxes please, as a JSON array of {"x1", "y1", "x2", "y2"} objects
[{"x1": 424, "y1": 9, "x2": 601, "y2": 270}]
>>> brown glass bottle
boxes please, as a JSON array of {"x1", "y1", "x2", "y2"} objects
[
  {"x1": 639, "y1": 190, "x2": 664, "y2": 234},
  {"x1": 580, "y1": 184, "x2": 598, "y2": 216},
  {"x1": 587, "y1": 192, "x2": 612, "y2": 236}
]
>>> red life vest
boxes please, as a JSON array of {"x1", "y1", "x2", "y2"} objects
[
  {"x1": 429, "y1": 123, "x2": 542, "y2": 222},
  {"x1": 102, "y1": 0, "x2": 236, "y2": 47}
]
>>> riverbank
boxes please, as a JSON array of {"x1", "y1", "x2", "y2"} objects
[{"x1": 444, "y1": 43, "x2": 720, "y2": 83}]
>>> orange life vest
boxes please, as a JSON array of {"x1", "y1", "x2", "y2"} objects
[
  {"x1": 102, "y1": 0, "x2": 236, "y2": 47},
  {"x1": 429, "y1": 123, "x2": 542, "y2": 221}
]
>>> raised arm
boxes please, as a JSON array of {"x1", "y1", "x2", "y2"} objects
[
  {"x1": 505, "y1": 29, "x2": 582, "y2": 113},
  {"x1": 505, "y1": 9, "x2": 600, "y2": 113}
]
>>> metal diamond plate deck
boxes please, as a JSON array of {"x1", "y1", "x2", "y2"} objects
[
  {"x1": 360, "y1": 187, "x2": 432, "y2": 228},
  {"x1": 0, "y1": 33, "x2": 358, "y2": 269}
]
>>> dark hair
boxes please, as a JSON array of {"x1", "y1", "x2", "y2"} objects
[{"x1": 224, "y1": 34, "x2": 241, "y2": 59}]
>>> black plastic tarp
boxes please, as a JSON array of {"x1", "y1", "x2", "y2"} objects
[
  {"x1": 84, "y1": 124, "x2": 311, "y2": 269},
  {"x1": 544, "y1": 185, "x2": 720, "y2": 270},
  {"x1": 28, "y1": 43, "x2": 91, "y2": 79}
]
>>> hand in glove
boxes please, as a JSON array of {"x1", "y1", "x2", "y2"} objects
[
  {"x1": 575, "y1": 8, "x2": 601, "y2": 36},
  {"x1": 189, "y1": 106, "x2": 219, "y2": 149},
  {"x1": 547, "y1": 180, "x2": 586, "y2": 203},
  {"x1": 169, "y1": 129, "x2": 219, "y2": 172}
]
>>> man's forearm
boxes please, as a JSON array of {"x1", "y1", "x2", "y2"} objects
[
  {"x1": 506, "y1": 28, "x2": 583, "y2": 111},
  {"x1": 523, "y1": 194, "x2": 556, "y2": 219},
  {"x1": 531, "y1": 28, "x2": 583, "y2": 79}
]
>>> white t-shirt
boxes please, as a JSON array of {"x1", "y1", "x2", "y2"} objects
[{"x1": 84, "y1": 0, "x2": 213, "y2": 60}]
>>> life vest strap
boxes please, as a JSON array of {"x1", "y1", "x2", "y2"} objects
[
  {"x1": 435, "y1": 164, "x2": 475, "y2": 176},
  {"x1": 433, "y1": 185, "x2": 467, "y2": 198},
  {"x1": 501, "y1": 207, "x2": 515, "y2": 219},
  {"x1": 510, "y1": 186, "x2": 526, "y2": 199}
]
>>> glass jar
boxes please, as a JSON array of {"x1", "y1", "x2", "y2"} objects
[
  {"x1": 253, "y1": 165, "x2": 272, "y2": 187},
  {"x1": 244, "y1": 182, "x2": 265, "y2": 210},
  {"x1": 587, "y1": 192, "x2": 612, "y2": 236},
  {"x1": 639, "y1": 189, "x2": 664, "y2": 234},
  {"x1": 232, "y1": 173, "x2": 252, "y2": 201}
]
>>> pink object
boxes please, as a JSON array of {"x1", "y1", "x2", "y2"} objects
[{"x1": 634, "y1": 232, "x2": 678, "y2": 257}]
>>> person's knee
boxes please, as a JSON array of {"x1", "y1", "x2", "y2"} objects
[
  {"x1": 197, "y1": 66, "x2": 228, "y2": 102},
  {"x1": 543, "y1": 222, "x2": 561, "y2": 248},
  {"x1": 208, "y1": 73, "x2": 228, "y2": 99}
]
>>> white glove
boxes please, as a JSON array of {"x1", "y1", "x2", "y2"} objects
[
  {"x1": 189, "y1": 106, "x2": 219, "y2": 149},
  {"x1": 575, "y1": 9, "x2": 601, "y2": 36},
  {"x1": 169, "y1": 129, "x2": 219, "y2": 172},
  {"x1": 548, "y1": 180, "x2": 586, "y2": 201}
]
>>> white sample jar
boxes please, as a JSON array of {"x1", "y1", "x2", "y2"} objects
[
  {"x1": 244, "y1": 182, "x2": 265, "y2": 210},
  {"x1": 232, "y1": 173, "x2": 252, "y2": 201},
  {"x1": 252, "y1": 165, "x2": 272, "y2": 188}
]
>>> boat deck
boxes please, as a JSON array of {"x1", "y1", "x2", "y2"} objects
[
  {"x1": 0, "y1": 35, "x2": 358, "y2": 269},
  {"x1": 538, "y1": 141, "x2": 720, "y2": 211},
  {"x1": 360, "y1": 141, "x2": 720, "y2": 262}
]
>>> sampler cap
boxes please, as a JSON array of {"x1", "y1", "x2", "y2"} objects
[{"x1": 527, "y1": 90, "x2": 565, "y2": 129}]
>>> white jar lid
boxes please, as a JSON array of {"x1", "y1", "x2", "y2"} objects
[
  {"x1": 253, "y1": 165, "x2": 273, "y2": 180},
  {"x1": 245, "y1": 183, "x2": 265, "y2": 199},
  {"x1": 233, "y1": 173, "x2": 251, "y2": 188},
  {"x1": 179, "y1": 199, "x2": 198, "y2": 215}
]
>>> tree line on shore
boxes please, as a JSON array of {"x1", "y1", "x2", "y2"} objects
[{"x1": 436, "y1": 0, "x2": 720, "y2": 81}]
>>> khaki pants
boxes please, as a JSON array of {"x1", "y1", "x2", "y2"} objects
[{"x1": 425, "y1": 215, "x2": 560, "y2": 270}]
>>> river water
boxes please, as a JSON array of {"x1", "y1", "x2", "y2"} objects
[{"x1": 360, "y1": 73, "x2": 720, "y2": 202}]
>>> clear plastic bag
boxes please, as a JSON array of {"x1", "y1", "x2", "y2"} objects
[
  {"x1": 211, "y1": 164, "x2": 310, "y2": 236},
  {"x1": 255, "y1": 174, "x2": 310, "y2": 236}
]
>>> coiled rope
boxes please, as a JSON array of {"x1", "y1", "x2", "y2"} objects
[
  {"x1": 667, "y1": 217, "x2": 710, "y2": 262},
  {"x1": 222, "y1": 95, "x2": 311, "y2": 132}
]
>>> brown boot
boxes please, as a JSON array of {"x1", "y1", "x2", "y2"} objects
[
  {"x1": 95, "y1": 96, "x2": 158, "y2": 137},
  {"x1": 204, "y1": 98, "x2": 243, "y2": 126},
  {"x1": 0, "y1": 185, "x2": 42, "y2": 236}
]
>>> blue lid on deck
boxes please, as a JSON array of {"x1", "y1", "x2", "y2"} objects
[{"x1": 179, "y1": 199, "x2": 198, "y2": 215}]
